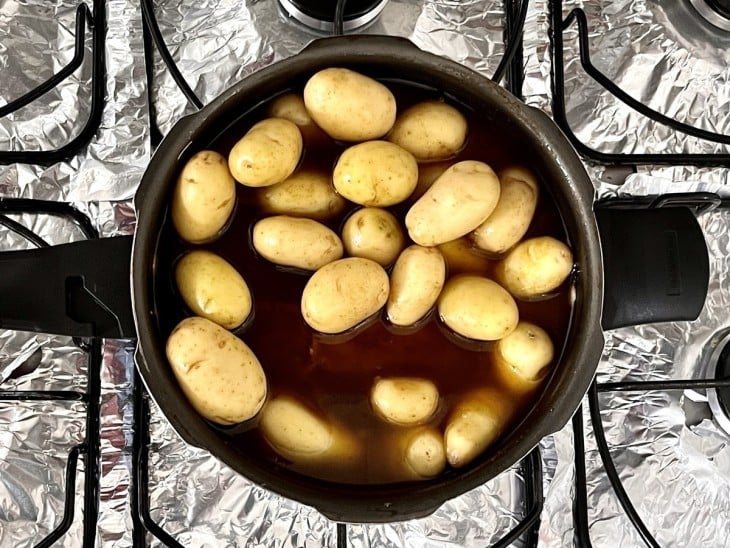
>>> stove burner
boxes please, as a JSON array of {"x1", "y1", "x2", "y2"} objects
[
  {"x1": 709, "y1": 337, "x2": 730, "y2": 435},
  {"x1": 689, "y1": 0, "x2": 730, "y2": 31},
  {"x1": 278, "y1": 0, "x2": 388, "y2": 32}
]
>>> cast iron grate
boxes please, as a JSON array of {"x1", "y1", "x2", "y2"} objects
[
  {"x1": 0, "y1": 1, "x2": 107, "y2": 166},
  {"x1": 0, "y1": 199, "x2": 102, "y2": 546}
]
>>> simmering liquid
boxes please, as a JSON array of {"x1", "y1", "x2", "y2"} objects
[{"x1": 156, "y1": 82, "x2": 573, "y2": 484}]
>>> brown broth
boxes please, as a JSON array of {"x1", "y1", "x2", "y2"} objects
[{"x1": 158, "y1": 82, "x2": 573, "y2": 484}]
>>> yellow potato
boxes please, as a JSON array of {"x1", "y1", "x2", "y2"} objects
[
  {"x1": 437, "y1": 237, "x2": 492, "y2": 276},
  {"x1": 260, "y1": 395, "x2": 360, "y2": 464},
  {"x1": 388, "y1": 101, "x2": 467, "y2": 161},
  {"x1": 401, "y1": 427, "x2": 446, "y2": 479},
  {"x1": 370, "y1": 377, "x2": 439, "y2": 426},
  {"x1": 301, "y1": 257, "x2": 389, "y2": 334},
  {"x1": 228, "y1": 118, "x2": 303, "y2": 187},
  {"x1": 342, "y1": 207, "x2": 405, "y2": 267},
  {"x1": 303, "y1": 68, "x2": 396, "y2": 141},
  {"x1": 252, "y1": 216, "x2": 343, "y2": 271},
  {"x1": 471, "y1": 174, "x2": 538, "y2": 255},
  {"x1": 495, "y1": 321, "x2": 554, "y2": 393},
  {"x1": 257, "y1": 170, "x2": 346, "y2": 221},
  {"x1": 175, "y1": 251, "x2": 252, "y2": 330},
  {"x1": 444, "y1": 388, "x2": 514, "y2": 468},
  {"x1": 499, "y1": 166, "x2": 539, "y2": 191},
  {"x1": 387, "y1": 245, "x2": 446, "y2": 326},
  {"x1": 333, "y1": 141, "x2": 418, "y2": 207},
  {"x1": 268, "y1": 93, "x2": 313, "y2": 127},
  {"x1": 405, "y1": 161, "x2": 501, "y2": 246},
  {"x1": 438, "y1": 275, "x2": 518, "y2": 341},
  {"x1": 171, "y1": 150, "x2": 236, "y2": 244},
  {"x1": 165, "y1": 317, "x2": 267, "y2": 425},
  {"x1": 494, "y1": 236, "x2": 574, "y2": 299},
  {"x1": 412, "y1": 161, "x2": 451, "y2": 201}
]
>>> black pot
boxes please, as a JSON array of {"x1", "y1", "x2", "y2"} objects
[{"x1": 0, "y1": 36, "x2": 710, "y2": 522}]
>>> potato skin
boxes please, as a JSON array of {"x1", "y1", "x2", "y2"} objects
[
  {"x1": 401, "y1": 427, "x2": 446, "y2": 479},
  {"x1": 165, "y1": 317, "x2": 267, "y2": 425},
  {"x1": 405, "y1": 161, "x2": 501, "y2": 246},
  {"x1": 494, "y1": 236, "x2": 574, "y2": 299},
  {"x1": 370, "y1": 377, "x2": 439, "y2": 426},
  {"x1": 495, "y1": 321, "x2": 554, "y2": 393},
  {"x1": 171, "y1": 150, "x2": 236, "y2": 244},
  {"x1": 252, "y1": 216, "x2": 343, "y2": 271},
  {"x1": 387, "y1": 245, "x2": 446, "y2": 326},
  {"x1": 175, "y1": 251, "x2": 252, "y2": 330},
  {"x1": 471, "y1": 174, "x2": 538, "y2": 255},
  {"x1": 388, "y1": 101, "x2": 467, "y2": 161},
  {"x1": 268, "y1": 93, "x2": 313, "y2": 127},
  {"x1": 333, "y1": 141, "x2": 418, "y2": 207},
  {"x1": 303, "y1": 68, "x2": 396, "y2": 141},
  {"x1": 301, "y1": 257, "x2": 389, "y2": 334},
  {"x1": 444, "y1": 388, "x2": 514, "y2": 468},
  {"x1": 228, "y1": 118, "x2": 303, "y2": 187},
  {"x1": 438, "y1": 275, "x2": 519, "y2": 341},
  {"x1": 438, "y1": 237, "x2": 493, "y2": 276},
  {"x1": 257, "y1": 170, "x2": 346, "y2": 221},
  {"x1": 412, "y1": 161, "x2": 451, "y2": 201},
  {"x1": 341, "y1": 207, "x2": 405, "y2": 267}
]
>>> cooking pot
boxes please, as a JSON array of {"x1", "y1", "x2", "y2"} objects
[{"x1": 0, "y1": 36, "x2": 711, "y2": 522}]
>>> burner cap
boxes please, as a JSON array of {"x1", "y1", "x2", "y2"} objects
[
  {"x1": 714, "y1": 340, "x2": 730, "y2": 420},
  {"x1": 689, "y1": 0, "x2": 730, "y2": 30},
  {"x1": 279, "y1": 0, "x2": 388, "y2": 32}
]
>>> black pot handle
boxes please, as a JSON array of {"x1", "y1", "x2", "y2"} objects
[
  {"x1": 300, "y1": 34, "x2": 421, "y2": 55},
  {"x1": 0, "y1": 235, "x2": 136, "y2": 339},
  {"x1": 596, "y1": 193, "x2": 714, "y2": 330}
]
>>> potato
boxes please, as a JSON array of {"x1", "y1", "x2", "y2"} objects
[
  {"x1": 405, "y1": 161, "x2": 501, "y2": 246},
  {"x1": 494, "y1": 236, "x2": 574, "y2": 299},
  {"x1": 257, "y1": 170, "x2": 346, "y2": 221},
  {"x1": 438, "y1": 275, "x2": 518, "y2": 341},
  {"x1": 175, "y1": 251, "x2": 252, "y2": 330},
  {"x1": 370, "y1": 377, "x2": 439, "y2": 426},
  {"x1": 471, "y1": 173, "x2": 538, "y2": 255},
  {"x1": 495, "y1": 321, "x2": 554, "y2": 393},
  {"x1": 252, "y1": 216, "x2": 343, "y2": 271},
  {"x1": 171, "y1": 150, "x2": 236, "y2": 244},
  {"x1": 165, "y1": 317, "x2": 267, "y2": 425},
  {"x1": 412, "y1": 161, "x2": 451, "y2": 201},
  {"x1": 388, "y1": 101, "x2": 467, "y2": 161},
  {"x1": 444, "y1": 388, "x2": 514, "y2": 468},
  {"x1": 499, "y1": 166, "x2": 539, "y2": 191},
  {"x1": 387, "y1": 245, "x2": 446, "y2": 326},
  {"x1": 303, "y1": 68, "x2": 396, "y2": 141},
  {"x1": 260, "y1": 395, "x2": 360, "y2": 464},
  {"x1": 437, "y1": 237, "x2": 492, "y2": 276},
  {"x1": 268, "y1": 93, "x2": 313, "y2": 127},
  {"x1": 228, "y1": 118, "x2": 303, "y2": 187},
  {"x1": 401, "y1": 427, "x2": 446, "y2": 479},
  {"x1": 342, "y1": 207, "x2": 405, "y2": 266},
  {"x1": 301, "y1": 257, "x2": 389, "y2": 334},
  {"x1": 333, "y1": 141, "x2": 418, "y2": 207}
]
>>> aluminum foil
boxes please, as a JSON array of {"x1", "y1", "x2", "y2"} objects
[{"x1": 0, "y1": 0, "x2": 149, "y2": 201}]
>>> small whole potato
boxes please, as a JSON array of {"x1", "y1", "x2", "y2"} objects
[
  {"x1": 438, "y1": 275, "x2": 519, "y2": 341},
  {"x1": 301, "y1": 257, "x2": 389, "y2": 334},
  {"x1": 401, "y1": 427, "x2": 446, "y2": 479},
  {"x1": 406, "y1": 161, "x2": 501, "y2": 246},
  {"x1": 370, "y1": 377, "x2": 440, "y2": 426},
  {"x1": 388, "y1": 101, "x2": 467, "y2": 161},
  {"x1": 268, "y1": 93, "x2": 313, "y2": 127},
  {"x1": 438, "y1": 237, "x2": 493, "y2": 276},
  {"x1": 303, "y1": 68, "x2": 396, "y2": 141},
  {"x1": 175, "y1": 251, "x2": 252, "y2": 329},
  {"x1": 494, "y1": 236, "x2": 574, "y2": 299},
  {"x1": 387, "y1": 245, "x2": 446, "y2": 326},
  {"x1": 228, "y1": 118, "x2": 303, "y2": 187},
  {"x1": 412, "y1": 161, "x2": 451, "y2": 201},
  {"x1": 444, "y1": 388, "x2": 514, "y2": 468},
  {"x1": 165, "y1": 317, "x2": 267, "y2": 425},
  {"x1": 260, "y1": 395, "x2": 360, "y2": 464},
  {"x1": 471, "y1": 172, "x2": 539, "y2": 255},
  {"x1": 499, "y1": 166, "x2": 539, "y2": 190},
  {"x1": 257, "y1": 170, "x2": 346, "y2": 221},
  {"x1": 495, "y1": 321, "x2": 554, "y2": 392},
  {"x1": 342, "y1": 207, "x2": 405, "y2": 267},
  {"x1": 333, "y1": 141, "x2": 418, "y2": 207},
  {"x1": 171, "y1": 150, "x2": 236, "y2": 244},
  {"x1": 252, "y1": 216, "x2": 343, "y2": 271}
]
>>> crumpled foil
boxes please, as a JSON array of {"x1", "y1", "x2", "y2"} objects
[{"x1": 0, "y1": 0, "x2": 149, "y2": 201}]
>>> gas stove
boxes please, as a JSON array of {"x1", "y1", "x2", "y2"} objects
[{"x1": 1, "y1": 1, "x2": 729, "y2": 546}]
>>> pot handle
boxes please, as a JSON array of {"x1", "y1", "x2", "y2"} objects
[
  {"x1": 595, "y1": 193, "x2": 714, "y2": 330},
  {"x1": 0, "y1": 236, "x2": 136, "y2": 339},
  {"x1": 300, "y1": 34, "x2": 421, "y2": 55}
]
